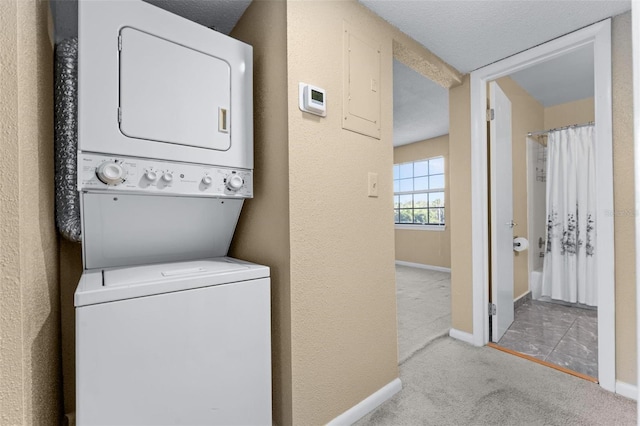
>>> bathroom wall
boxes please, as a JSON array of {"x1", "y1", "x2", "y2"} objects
[
  {"x1": 544, "y1": 97, "x2": 595, "y2": 129},
  {"x1": 449, "y1": 11, "x2": 636, "y2": 385},
  {"x1": 0, "y1": 0, "x2": 63, "y2": 423},
  {"x1": 393, "y1": 134, "x2": 451, "y2": 269},
  {"x1": 233, "y1": 0, "x2": 462, "y2": 423}
]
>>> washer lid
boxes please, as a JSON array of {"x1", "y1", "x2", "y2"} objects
[
  {"x1": 103, "y1": 258, "x2": 248, "y2": 287},
  {"x1": 75, "y1": 257, "x2": 270, "y2": 307}
]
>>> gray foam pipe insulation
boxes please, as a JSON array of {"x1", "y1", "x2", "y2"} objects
[{"x1": 54, "y1": 38, "x2": 81, "y2": 242}]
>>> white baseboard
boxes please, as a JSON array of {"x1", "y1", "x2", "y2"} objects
[
  {"x1": 615, "y1": 381, "x2": 638, "y2": 400},
  {"x1": 327, "y1": 378, "x2": 402, "y2": 425},
  {"x1": 449, "y1": 328, "x2": 475, "y2": 345},
  {"x1": 395, "y1": 260, "x2": 451, "y2": 273},
  {"x1": 514, "y1": 291, "x2": 531, "y2": 303}
]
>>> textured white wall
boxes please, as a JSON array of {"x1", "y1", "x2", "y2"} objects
[
  {"x1": 230, "y1": 1, "x2": 292, "y2": 424},
  {"x1": 611, "y1": 11, "x2": 636, "y2": 385},
  {"x1": 286, "y1": 2, "x2": 398, "y2": 422},
  {"x1": 0, "y1": 0, "x2": 62, "y2": 423},
  {"x1": 233, "y1": 0, "x2": 460, "y2": 423}
]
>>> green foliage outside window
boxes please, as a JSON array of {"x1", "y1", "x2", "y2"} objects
[{"x1": 393, "y1": 157, "x2": 445, "y2": 226}]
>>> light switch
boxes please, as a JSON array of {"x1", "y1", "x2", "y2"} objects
[{"x1": 368, "y1": 172, "x2": 378, "y2": 197}]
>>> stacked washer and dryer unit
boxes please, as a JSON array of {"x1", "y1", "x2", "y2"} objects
[{"x1": 74, "y1": 1, "x2": 271, "y2": 424}]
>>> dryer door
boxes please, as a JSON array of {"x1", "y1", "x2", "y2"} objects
[
  {"x1": 119, "y1": 27, "x2": 231, "y2": 151},
  {"x1": 78, "y1": 0, "x2": 253, "y2": 169}
]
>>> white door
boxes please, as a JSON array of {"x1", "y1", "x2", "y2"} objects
[{"x1": 489, "y1": 81, "x2": 514, "y2": 342}]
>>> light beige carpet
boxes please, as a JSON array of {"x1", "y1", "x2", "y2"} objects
[
  {"x1": 395, "y1": 265, "x2": 451, "y2": 364},
  {"x1": 357, "y1": 265, "x2": 635, "y2": 425},
  {"x1": 357, "y1": 336, "x2": 636, "y2": 425}
]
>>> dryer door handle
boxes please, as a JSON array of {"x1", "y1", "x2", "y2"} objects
[{"x1": 219, "y1": 107, "x2": 229, "y2": 133}]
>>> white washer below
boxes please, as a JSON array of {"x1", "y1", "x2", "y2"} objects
[{"x1": 75, "y1": 257, "x2": 271, "y2": 426}]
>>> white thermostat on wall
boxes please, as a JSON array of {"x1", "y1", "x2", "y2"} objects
[{"x1": 299, "y1": 83, "x2": 326, "y2": 117}]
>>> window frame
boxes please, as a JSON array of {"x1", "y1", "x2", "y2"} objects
[{"x1": 393, "y1": 156, "x2": 446, "y2": 229}]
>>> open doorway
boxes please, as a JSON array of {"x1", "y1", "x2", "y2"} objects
[
  {"x1": 470, "y1": 20, "x2": 615, "y2": 390},
  {"x1": 391, "y1": 58, "x2": 452, "y2": 364},
  {"x1": 487, "y1": 46, "x2": 598, "y2": 379}
]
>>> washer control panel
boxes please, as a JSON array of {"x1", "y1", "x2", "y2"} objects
[{"x1": 79, "y1": 153, "x2": 253, "y2": 198}]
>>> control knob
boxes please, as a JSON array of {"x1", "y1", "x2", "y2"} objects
[
  {"x1": 144, "y1": 170, "x2": 158, "y2": 181},
  {"x1": 226, "y1": 174, "x2": 244, "y2": 191},
  {"x1": 161, "y1": 173, "x2": 173, "y2": 183},
  {"x1": 96, "y1": 161, "x2": 126, "y2": 185},
  {"x1": 202, "y1": 175, "x2": 213, "y2": 186}
]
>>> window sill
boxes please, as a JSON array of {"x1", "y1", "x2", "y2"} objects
[{"x1": 395, "y1": 224, "x2": 446, "y2": 232}]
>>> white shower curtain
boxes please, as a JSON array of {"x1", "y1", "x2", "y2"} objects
[{"x1": 542, "y1": 125, "x2": 597, "y2": 306}]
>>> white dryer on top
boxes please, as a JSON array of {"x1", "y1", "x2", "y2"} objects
[{"x1": 78, "y1": 0, "x2": 253, "y2": 169}]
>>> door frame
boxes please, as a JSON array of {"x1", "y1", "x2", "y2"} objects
[
  {"x1": 633, "y1": 1, "x2": 640, "y2": 409},
  {"x1": 469, "y1": 19, "x2": 615, "y2": 391}
]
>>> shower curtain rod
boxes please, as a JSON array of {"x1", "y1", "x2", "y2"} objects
[{"x1": 527, "y1": 121, "x2": 595, "y2": 137}]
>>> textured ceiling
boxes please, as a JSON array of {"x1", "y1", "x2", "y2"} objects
[
  {"x1": 510, "y1": 45, "x2": 594, "y2": 107},
  {"x1": 394, "y1": 60, "x2": 449, "y2": 146},
  {"x1": 363, "y1": 0, "x2": 628, "y2": 147},
  {"x1": 360, "y1": 0, "x2": 631, "y2": 73},
  {"x1": 50, "y1": 0, "x2": 251, "y2": 42}
]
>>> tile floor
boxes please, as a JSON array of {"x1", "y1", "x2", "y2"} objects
[{"x1": 496, "y1": 299, "x2": 598, "y2": 378}]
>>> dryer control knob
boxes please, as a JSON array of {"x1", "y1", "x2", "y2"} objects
[
  {"x1": 145, "y1": 170, "x2": 158, "y2": 181},
  {"x1": 161, "y1": 173, "x2": 173, "y2": 183},
  {"x1": 202, "y1": 175, "x2": 213, "y2": 186},
  {"x1": 226, "y1": 174, "x2": 244, "y2": 191},
  {"x1": 96, "y1": 161, "x2": 126, "y2": 185}
]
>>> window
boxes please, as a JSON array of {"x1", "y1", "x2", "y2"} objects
[{"x1": 393, "y1": 157, "x2": 445, "y2": 226}]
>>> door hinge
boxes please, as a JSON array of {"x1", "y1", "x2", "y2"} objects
[
  {"x1": 486, "y1": 108, "x2": 495, "y2": 121},
  {"x1": 118, "y1": 35, "x2": 122, "y2": 51},
  {"x1": 117, "y1": 107, "x2": 122, "y2": 123},
  {"x1": 489, "y1": 303, "x2": 496, "y2": 315}
]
